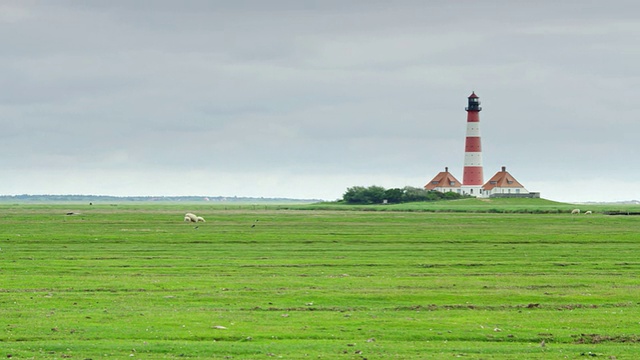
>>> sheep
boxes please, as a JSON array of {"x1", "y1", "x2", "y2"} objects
[
  {"x1": 571, "y1": 209, "x2": 580, "y2": 215},
  {"x1": 584, "y1": 210, "x2": 592, "y2": 215},
  {"x1": 184, "y1": 213, "x2": 198, "y2": 223},
  {"x1": 196, "y1": 216, "x2": 205, "y2": 222}
]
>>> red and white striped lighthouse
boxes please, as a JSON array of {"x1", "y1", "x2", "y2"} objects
[{"x1": 462, "y1": 92, "x2": 484, "y2": 196}]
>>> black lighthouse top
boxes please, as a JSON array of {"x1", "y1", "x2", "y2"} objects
[{"x1": 465, "y1": 92, "x2": 482, "y2": 111}]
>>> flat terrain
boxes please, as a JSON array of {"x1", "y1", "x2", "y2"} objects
[{"x1": 1, "y1": 202, "x2": 640, "y2": 359}]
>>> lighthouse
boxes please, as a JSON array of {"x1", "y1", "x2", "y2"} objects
[{"x1": 462, "y1": 92, "x2": 484, "y2": 196}]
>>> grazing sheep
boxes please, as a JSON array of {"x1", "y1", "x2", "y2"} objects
[
  {"x1": 571, "y1": 209, "x2": 580, "y2": 215},
  {"x1": 584, "y1": 210, "x2": 592, "y2": 215},
  {"x1": 184, "y1": 213, "x2": 198, "y2": 223},
  {"x1": 184, "y1": 216, "x2": 192, "y2": 222},
  {"x1": 196, "y1": 216, "x2": 205, "y2": 222}
]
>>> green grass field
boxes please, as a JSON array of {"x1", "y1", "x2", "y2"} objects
[{"x1": 2, "y1": 200, "x2": 640, "y2": 359}]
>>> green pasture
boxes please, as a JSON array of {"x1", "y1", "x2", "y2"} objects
[
  {"x1": 301, "y1": 197, "x2": 639, "y2": 213},
  {"x1": 1, "y1": 201, "x2": 640, "y2": 359}
]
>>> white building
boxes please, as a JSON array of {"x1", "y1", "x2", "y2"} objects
[
  {"x1": 424, "y1": 167, "x2": 462, "y2": 194},
  {"x1": 482, "y1": 166, "x2": 529, "y2": 197}
]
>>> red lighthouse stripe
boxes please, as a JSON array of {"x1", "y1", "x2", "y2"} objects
[
  {"x1": 463, "y1": 166, "x2": 484, "y2": 185},
  {"x1": 466, "y1": 112, "x2": 480, "y2": 122},
  {"x1": 465, "y1": 137, "x2": 482, "y2": 152}
]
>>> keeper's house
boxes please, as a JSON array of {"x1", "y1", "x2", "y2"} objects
[
  {"x1": 482, "y1": 166, "x2": 538, "y2": 198},
  {"x1": 424, "y1": 167, "x2": 462, "y2": 194}
]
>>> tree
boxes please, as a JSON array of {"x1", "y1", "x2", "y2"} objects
[
  {"x1": 342, "y1": 185, "x2": 467, "y2": 204},
  {"x1": 364, "y1": 185, "x2": 386, "y2": 204},
  {"x1": 384, "y1": 188, "x2": 404, "y2": 204},
  {"x1": 402, "y1": 186, "x2": 431, "y2": 202},
  {"x1": 343, "y1": 186, "x2": 368, "y2": 204},
  {"x1": 343, "y1": 185, "x2": 387, "y2": 204}
]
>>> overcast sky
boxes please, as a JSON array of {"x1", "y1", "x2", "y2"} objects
[{"x1": 1, "y1": 1, "x2": 639, "y2": 202}]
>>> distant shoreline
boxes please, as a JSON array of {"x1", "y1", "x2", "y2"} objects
[{"x1": 0, "y1": 194, "x2": 323, "y2": 204}]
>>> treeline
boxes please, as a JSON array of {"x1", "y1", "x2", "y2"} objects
[{"x1": 341, "y1": 186, "x2": 467, "y2": 204}]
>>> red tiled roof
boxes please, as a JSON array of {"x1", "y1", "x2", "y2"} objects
[
  {"x1": 425, "y1": 168, "x2": 462, "y2": 190},
  {"x1": 482, "y1": 167, "x2": 525, "y2": 190}
]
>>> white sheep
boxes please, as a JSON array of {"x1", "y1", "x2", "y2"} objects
[
  {"x1": 584, "y1": 210, "x2": 592, "y2": 215},
  {"x1": 184, "y1": 213, "x2": 198, "y2": 223},
  {"x1": 196, "y1": 216, "x2": 205, "y2": 222},
  {"x1": 571, "y1": 209, "x2": 580, "y2": 215}
]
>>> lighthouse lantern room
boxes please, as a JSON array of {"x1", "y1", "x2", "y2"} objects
[{"x1": 465, "y1": 93, "x2": 481, "y2": 111}]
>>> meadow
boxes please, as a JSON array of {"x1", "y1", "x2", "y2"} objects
[{"x1": 1, "y1": 199, "x2": 640, "y2": 359}]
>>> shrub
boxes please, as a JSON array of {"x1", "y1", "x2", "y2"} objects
[{"x1": 342, "y1": 185, "x2": 466, "y2": 204}]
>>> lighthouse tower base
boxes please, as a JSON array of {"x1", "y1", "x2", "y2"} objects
[{"x1": 461, "y1": 186, "x2": 487, "y2": 198}]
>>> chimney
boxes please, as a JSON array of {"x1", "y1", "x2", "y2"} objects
[
  {"x1": 445, "y1": 167, "x2": 448, "y2": 172},
  {"x1": 502, "y1": 166, "x2": 506, "y2": 172}
]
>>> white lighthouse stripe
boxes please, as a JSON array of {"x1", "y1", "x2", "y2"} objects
[
  {"x1": 465, "y1": 123, "x2": 481, "y2": 137},
  {"x1": 464, "y1": 152, "x2": 483, "y2": 166}
]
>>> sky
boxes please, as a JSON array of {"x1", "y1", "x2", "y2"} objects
[{"x1": 1, "y1": 1, "x2": 639, "y2": 202}]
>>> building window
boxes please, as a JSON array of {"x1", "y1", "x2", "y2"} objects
[{"x1": 432, "y1": 181, "x2": 439, "y2": 185}]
